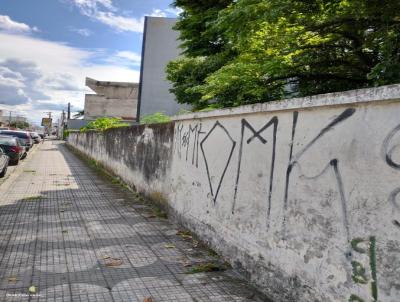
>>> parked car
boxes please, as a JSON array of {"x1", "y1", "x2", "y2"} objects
[
  {"x1": 17, "y1": 138, "x2": 27, "y2": 159},
  {"x1": 0, "y1": 130, "x2": 33, "y2": 151},
  {"x1": 0, "y1": 136, "x2": 25, "y2": 165},
  {"x1": 29, "y1": 132, "x2": 41, "y2": 144},
  {"x1": 0, "y1": 147, "x2": 9, "y2": 178}
]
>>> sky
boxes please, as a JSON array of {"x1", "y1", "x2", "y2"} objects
[{"x1": 0, "y1": 0, "x2": 180, "y2": 125}]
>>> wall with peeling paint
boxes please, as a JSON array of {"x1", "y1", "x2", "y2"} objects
[
  {"x1": 68, "y1": 84, "x2": 400, "y2": 302},
  {"x1": 68, "y1": 123, "x2": 175, "y2": 198}
]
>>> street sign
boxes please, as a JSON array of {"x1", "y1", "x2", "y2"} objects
[{"x1": 41, "y1": 118, "x2": 52, "y2": 127}]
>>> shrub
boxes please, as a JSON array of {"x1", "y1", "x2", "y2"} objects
[
  {"x1": 80, "y1": 117, "x2": 130, "y2": 132},
  {"x1": 140, "y1": 112, "x2": 171, "y2": 125}
]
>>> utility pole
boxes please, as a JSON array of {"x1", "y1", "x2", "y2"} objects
[
  {"x1": 61, "y1": 110, "x2": 66, "y2": 139},
  {"x1": 67, "y1": 103, "x2": 71, "y2": 120},
  {"x1": 8, "y1": 111, "x2": 12, "y2": 127}
]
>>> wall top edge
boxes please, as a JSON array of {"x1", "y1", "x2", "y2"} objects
[{"x1": 171, "y1": 84, "x2": 400, "y2": 121}]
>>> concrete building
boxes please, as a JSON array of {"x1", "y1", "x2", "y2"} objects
[
  {"x1": 84, "y1": 77, "x2": 138, "y2": 121},
  {"x1": 137, "y1": 17, "x2": 190, "y2": 120}
]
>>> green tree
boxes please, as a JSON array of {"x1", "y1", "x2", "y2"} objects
[
  {"x1": 167, "y1": 0, "x2": 400, "y2": 109},
  {"x1": 10, "y1": 121, "x2": 30, "y2": 129},
  {"x1": 73, "y1": 110, "x2": 84, "y2": 118},
  {"x1": 80, "y1": 117, "x2": 129, "y2": 132},
  {"x1": 172, "y1": 0, "x2": 234, "y2": 57},
  {"x1": 166, "y1": 0, "x2": 234, "y2": 110}
]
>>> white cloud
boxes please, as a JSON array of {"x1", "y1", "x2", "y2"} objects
[
  {"x1": 103, "y1": 50, "x2": 141, "y2": 67},
  {"x1": 149, "y1": 9, "x2": 167, "y2": 18},
  {"x1": 66, "y1": 0, "x2": 143, "y2": 33},
  {"x1": 70, "y1": 27, "x2": 93, "y2": 37},
  {"x1": 0, "y1": 15, "x2": 38, "y2": 33},
  {"x1": 148, "y1": 8, "x2": 183, "y2": 18},
  {"x1": 0, "y1": 32, "x2": 139, "y2": 123},
  {"x1": 69, "y1": 0, "x2": 115, "y2": 15},
  {"x1": 66, "y1": 0, "x2": 179, "y2": 33},
  {"x1": 115, "y1": 51, "x2": 141, "y2": 63},
  {"x1": 165, "y1": 7, "x2": 183, "y2": 16},
  {"x1": 94, "y1": 11, "x2": 143, "y2": 32},
  {"x1": 0, "y1": 66, "x2": 25, "y2": 88}
]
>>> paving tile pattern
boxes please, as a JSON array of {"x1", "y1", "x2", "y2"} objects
[{"x1": 0, "y1": 141, "x2": 269, "y2": 302}]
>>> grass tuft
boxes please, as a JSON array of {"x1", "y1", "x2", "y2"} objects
[
  {"x1": 187, "y1": 262, "x2": 228, "y2": 274},
  {"x1": 22, "y1": 195, "x2": 44, "y2": 201},
  {"x1": 151, "y1": 206, "x2": 168, "y2": 219}
]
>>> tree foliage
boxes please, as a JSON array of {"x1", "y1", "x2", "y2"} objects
[
  {"x1": 73, "y1": 110, "x2": 84, "y2": 118},
  {"x1": 10, "y1": 121, "x2": 30, "y2": 129},
  {"x1": 140, "y1": 112, "x2": 171, "y2": 125},
  {"x1": 167, "y1": 0, "x2": 400, "y2": 109},
  {"x1": 80, "y1": 117, "x2": 129, "y2": 132}
]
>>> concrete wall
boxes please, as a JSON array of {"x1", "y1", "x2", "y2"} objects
[
  {"x1": 85, "y1": 77, "x2": 138, "y2": 120},
  {"x1": 85, "y1": 95, "x2": 137, "y2": 121},
  {"x1": 137, "y1": 17, "x2": 190, "y2": 119},
  {"x1": 68, "y1": 84, "x2": 400, "y2": 302},
  {"x1": 86, "y1": 77, "x2": 139, "y2": 99},
  {"x1": 68, "y1": 123, "x2": 175, "y2": 196}
]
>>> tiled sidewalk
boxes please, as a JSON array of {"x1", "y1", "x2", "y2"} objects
[{"x1": 0, "y1": 141, "x2": 269, "y2": 302}]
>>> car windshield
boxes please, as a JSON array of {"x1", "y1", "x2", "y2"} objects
[
  {"x1": 0, "y1": 137, "x2": 16, "y2": 146},
  {"x1": 0, "y1": 131, "x2": 28, "y2": 139}
]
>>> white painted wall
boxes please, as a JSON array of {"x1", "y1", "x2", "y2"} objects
[{"x1": 69, "y1": 84, "x2": 400, "y2": 302}]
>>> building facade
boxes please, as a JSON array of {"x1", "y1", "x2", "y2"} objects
[
  {"x1": 84, "y1": 77, "x2": 138, "y2": 121},
  {"x1": 137, "y1": 17, "x2": 190, "y2": 120}
]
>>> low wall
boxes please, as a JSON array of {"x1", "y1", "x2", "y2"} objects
[{"x1": 68, "y1": 85, "x2": 400, "y2": 302}]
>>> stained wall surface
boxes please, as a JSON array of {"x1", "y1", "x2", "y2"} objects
[
  {"x1": 68, "y1": 85, "x2": 400, "y2": 302},
  {"x1": 85, "y1": 95, "x2": 137, "y2": 120},
  {"x1": 84, "y1": 78, "x2": 139, "y2": 120}
]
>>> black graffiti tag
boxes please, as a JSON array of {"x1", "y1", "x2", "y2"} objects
[
  {"x1": 282, "y1": 108, "x2": 356, "y2": 240},
  {"x1": 200, "y1": 121, "x2": 236, "y2": 204},
  {"x1": 383, "y1": 123, "x2": 400, "y2": 226},
  {"x1": 232, "y1": 117, "x2": 278, "y2": 226}
]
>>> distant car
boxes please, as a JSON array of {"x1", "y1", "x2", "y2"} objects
[
  {"x1": 29, "y1": 132, "x2": 41, "y2": 144},
  {"x1": 0, "y1": 130, "x2": 33, "y2": 151},
  {"x1": 38, "y1": 133, "x2": 45, "y2": 139},
  {"x1": 0, "y1": 147, "x2": 9, "y2": 178},
  {"x1": 0, "y1": 136, "x2": 25, "y2": 165}
]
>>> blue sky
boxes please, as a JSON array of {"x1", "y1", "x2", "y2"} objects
[{"x1": 0, "y1": 0, "x2": 179, "y2": 124}]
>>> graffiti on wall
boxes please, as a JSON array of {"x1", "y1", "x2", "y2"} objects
[
  {"x1": 282, "y1": 108, "x2": 355, "y2": 241},
  {"x1": 174, "y1": 122, "x2": 205, "y2": 167},
  {"x1": 174, "y1": 108, "x2": 400, "y2": 232},
  {"x1": 348, "y1": 237, "x2": 378, "y2": 302},
  {"x1": 173, "y1": 108, "x2": 400, "y2": 300},
  {"x1": 232, "y1": 117, "x2": 278, "y2": 224},
  {"x1": 383, "y1": 123, "x2": 400, "y2": 224}
]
